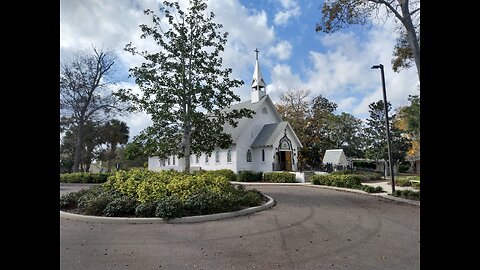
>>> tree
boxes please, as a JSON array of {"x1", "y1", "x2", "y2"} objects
[
  {"x1": 276, "y1": 89, "x2": 312, "y2": 169},
  {"x1": 117, "y1": 0, "x2": 254, "y2": 173},
  {"x1": 315, "y1": 0, "x2": 420, "y2": 79},
  {"x1": 60, "y1": 121, "x2": 104, "y2": 172},
  {"x1": 60, "y1": 47, "x2": 126, "y2": 172},
  {"x1": 99, "y1": 119, "x2": 130, "y2": 172},
  {"x1": 394, "y1": 94, "x2": 420, "y2": 166},
  {"x1": 326, "y1": 112, "x2": 366, "y2": 158},
  {"x1": 364, "y1": 100, "x2": 411, "y2": 166}
]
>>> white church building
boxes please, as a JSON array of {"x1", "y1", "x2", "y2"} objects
[{"x1": 148, "y1": 50, "x2": 303, "y2": 173}]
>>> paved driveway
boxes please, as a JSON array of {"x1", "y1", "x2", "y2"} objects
[{"x1": 60, "y1": 185, "x2": 420, "y2": 270}]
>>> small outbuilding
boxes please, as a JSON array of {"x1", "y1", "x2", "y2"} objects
[{"x1": 322, "y1": 149, "x2": 348, "y2": 168}]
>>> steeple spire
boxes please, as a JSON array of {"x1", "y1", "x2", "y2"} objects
[{"x1": 251, "y1": 48, "x2": 266, "y2": 103}]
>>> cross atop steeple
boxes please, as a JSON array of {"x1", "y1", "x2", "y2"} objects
[{"x1": 255, "y1": 48, "x2": 259, "y2": 60}]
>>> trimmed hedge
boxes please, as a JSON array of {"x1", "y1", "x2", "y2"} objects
[
  {"x1": 394, "y1": 189, "x2": 420, "y2": 200},
  {"x1": 60, "y1": 172, "x2": 110, "y2": 183},
  {"x1": 200, "y1": 169, "x2": 237, "y2": 182},
  {"x1": 310, "y1": 173, "x2": 385, "y2": 193},
  {"x1": 361, "y1": 185, "x2": 384, "y2": 193},
  {"x1": 310, "y1": 174, "x2": 362, "y2": 188},
  {"x1": 263, "y1": 172, "x2": 296, "y2": 183},
  {"x1": 237, "y1": 171, "x2": 263, "y2": 182}
]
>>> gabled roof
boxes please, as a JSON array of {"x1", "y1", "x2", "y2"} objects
[
  {"x1": 251, "y1": 122, "x2": 288, "y2": 147},
  {"x1": 323, "y1": 149, "x2": 347, "y2": 164},
  {"x1": 222, "y1": 95, "x2": 282, "y2": 144}
]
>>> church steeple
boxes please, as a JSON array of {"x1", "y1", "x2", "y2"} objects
[{"x1": 251, "y1": 48, "x2": 266, "y2": 103}]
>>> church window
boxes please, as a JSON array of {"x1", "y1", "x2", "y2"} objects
[
  {"x1": 262, "y1": 149, "x2": 265, "y2": 162},
  {"x1": 227, "y1": 149, "x2": 232, "y2": 163},
  {"x1": 205, "y1": 154, "x2": 209, "y2": 164},
  {"x1": 195, "y1": 154, "x2": 200, "y2": 164},
  {"x1": 215, "y1": 150, "x2": 220, "y2": 163},
  {"x1": 246, "y1": 149, "x2": 252, "y2": 162},
  {"x1": 167, "y1": 157, "x2": 170, "y2": 165},
  {"x1": 173, "y1": 156, "x2": 176, "y2": 165},
  {"x1": 262, "y1": 107, "x2": 268, "y2": 114}
]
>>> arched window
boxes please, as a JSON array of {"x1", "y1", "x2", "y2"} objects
[
  {"x1": 227, "y1": 149, "x2": 232, "y2": 163},
  {"x1": 262, "y1": 149, "x2": 265, "y2": 162},
  {"x1": 262, "y1": 107, "x2": 268, "y2": 114},
  {"x1": 246, "y1": 149, "x2": 252, "y2": 162},
  {"x1": 167, "y1": 157, "x2": 170, "y2": 165},
  {"x1": 173, "y1": 156, "x2": 176, "y2": 165},
  {"x1": 215, "y1": 150, "x2": 220, "y2": 163},
  {"x1": 205, "y1": 154, "x2": 209, "y2": 164},
  {"x1": 195, "y1": 154, "x2": 200, "y2": 164}
]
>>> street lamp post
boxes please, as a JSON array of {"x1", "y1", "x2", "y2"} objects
[{"x1": 371, "y1": 64, "x2": 395, "y2": 194}]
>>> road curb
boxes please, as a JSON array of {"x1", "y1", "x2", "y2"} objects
[
  {"x1": 60, "y1": 194, "x2": 274, "y2": 224},
  {"x1": 234, "y1": 182, "x2": 420, "y2": 207}
]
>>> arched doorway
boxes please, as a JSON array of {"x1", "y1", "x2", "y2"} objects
[{"x1": 278, "y1": 135, "x2": 292, "y2": 171}]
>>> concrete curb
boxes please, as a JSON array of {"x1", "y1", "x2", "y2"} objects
[
  {"x1": 60, "y1": 183, "x2": 102, "y2": 186},
  {"x1": 60, "y1": 194, "x2": 274, "y2": 224},
  {"x1": 234, "y1": 182, "x2": 420, "y2": 207}
]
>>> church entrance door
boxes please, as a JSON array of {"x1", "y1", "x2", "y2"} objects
[{"x1": 279, "y1": 151, "x2": 292, "y2": 171}]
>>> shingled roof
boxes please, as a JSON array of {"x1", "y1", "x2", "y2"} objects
[
  {"x1": 221, "y1": 95, "x2": 281, "y2": 144},
  {"x1": 250, "y1": 122, "x2": 288, "y2": 147}
]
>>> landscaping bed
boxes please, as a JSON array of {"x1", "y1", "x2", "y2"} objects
[{"x1": 60, "y1": 169, "x2": 265, "y2": 220}]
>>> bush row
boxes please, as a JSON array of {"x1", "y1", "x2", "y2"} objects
[
  {"x1": 60, "y1": 172, "x2": 110, "y2": 183},
  {"x1": 393, "y1": 189, "x2": 420, "y2": 200},
  {"x1": 60, "y1": 184, "x2": 264, "y2": 219},
  {"x1": 103, "y1": 169, "x2": 231, "y2": 203},
  {"x1": 236, "y1": 171, "x2": 297, "y2": 183},
  {"x1": 310, "y1": 174, "x2": 384, "y2": 193}
]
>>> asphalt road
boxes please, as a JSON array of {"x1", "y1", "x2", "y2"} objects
[{"x1": 60, "y1": 185, "x2": 420, "y2": 270}]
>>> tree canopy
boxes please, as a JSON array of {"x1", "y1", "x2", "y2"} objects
[
  {"x1": 60, "y1": 47, "x2": 126, "y2": 172},
  {"x1": 364, "y1": 100, "x2": 411, "y2": 163},
  {"x1": 315, "y1": 0, "x2": 420, "y2": 79},
  {"x1": 117, "y1": 0, "x2": 254, "y2": 173}
]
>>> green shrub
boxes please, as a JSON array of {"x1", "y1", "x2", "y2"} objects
[
  {"x1": 136, "y1": 179, "x2": 168, "y2": 203},
  {"x1": 353, "y1": 161, "x2": 376, "y2": 169},
  {"x1": 361, "y1": 185, "x2": 384, "y2": 193},
  {"x1": 76, "y1": 186, "x2": 105, "y2": 209},
  {"x1": 60, "y1": 192, "x2": 81, "y2": 209},
  {"x1": 238, "y1": 189, "x2": 263, "y2": 207},
  {"x1": 83, "y1": 192, "x2": 115, "y2": 216},
  {"x1": 201, "y1": 169, "x2": 237, "y2": 182},
  {"x1": 135, "y1": 201, "x2": 158, "y2": 217},
  {"x1": 237, "y1": 171, "x2": 263, "y2": 182},
  {"x1": 104, "y1": 196, "x2": 138, "y2": 217},
  {"x1": 263, "y1": 172, "x2": 296, "y2": 183},
  {"x1": 331, "y1": 170, "x2": 355, "y2": 175},
  {"x1": 155, "y1": 195, "x2": 186, "y2": 220},
  {"x1": 184, "y1": 188, "x2": 226, "y2": 216},
  {"x1": 396, "y1": 178, "x2": 412, "y2": 187},
  {"x1": 60, "y1": 172, "x2": 110, "y2": 183},
  {"x1": 311, "y1": 174, "x2": 363, "y2": 190},
  {"x1": 394, "y1": 189, "x2": 420, "y2": 200}
]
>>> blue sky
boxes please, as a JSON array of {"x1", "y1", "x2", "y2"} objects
[{"x1": 60, "y1": 0, "x2": 419, "y2": 139}]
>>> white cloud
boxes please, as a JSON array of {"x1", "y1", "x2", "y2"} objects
[
  {"x1": 274, "y1": 6, "x2": 300, "y2": 26},
  {"x1": 280, "y1": 0, "x2": 297, "y2": 9},
  {"x1": 268, "y1": 40, "x2": 293, "y2": 60},
  {"x1": 266, "y1": 64, "x2": 304, "y2": 101},
  {"x1": 336, "y1": 97, "x2": 357, "y2": 113},
  {"x1": 303, "y1": 23, "x2": 419, "y2": 118}
]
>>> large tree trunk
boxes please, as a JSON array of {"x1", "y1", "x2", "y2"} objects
[
  {"x1": 399, "y1": 0, "x2": 420, "y2": 80},
  {"x1": 183, "y1": 123, "x2": 191, "y2": 174},
  {"x1": 72, "y1": 121, "x2": 84, "y2": 172}
]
